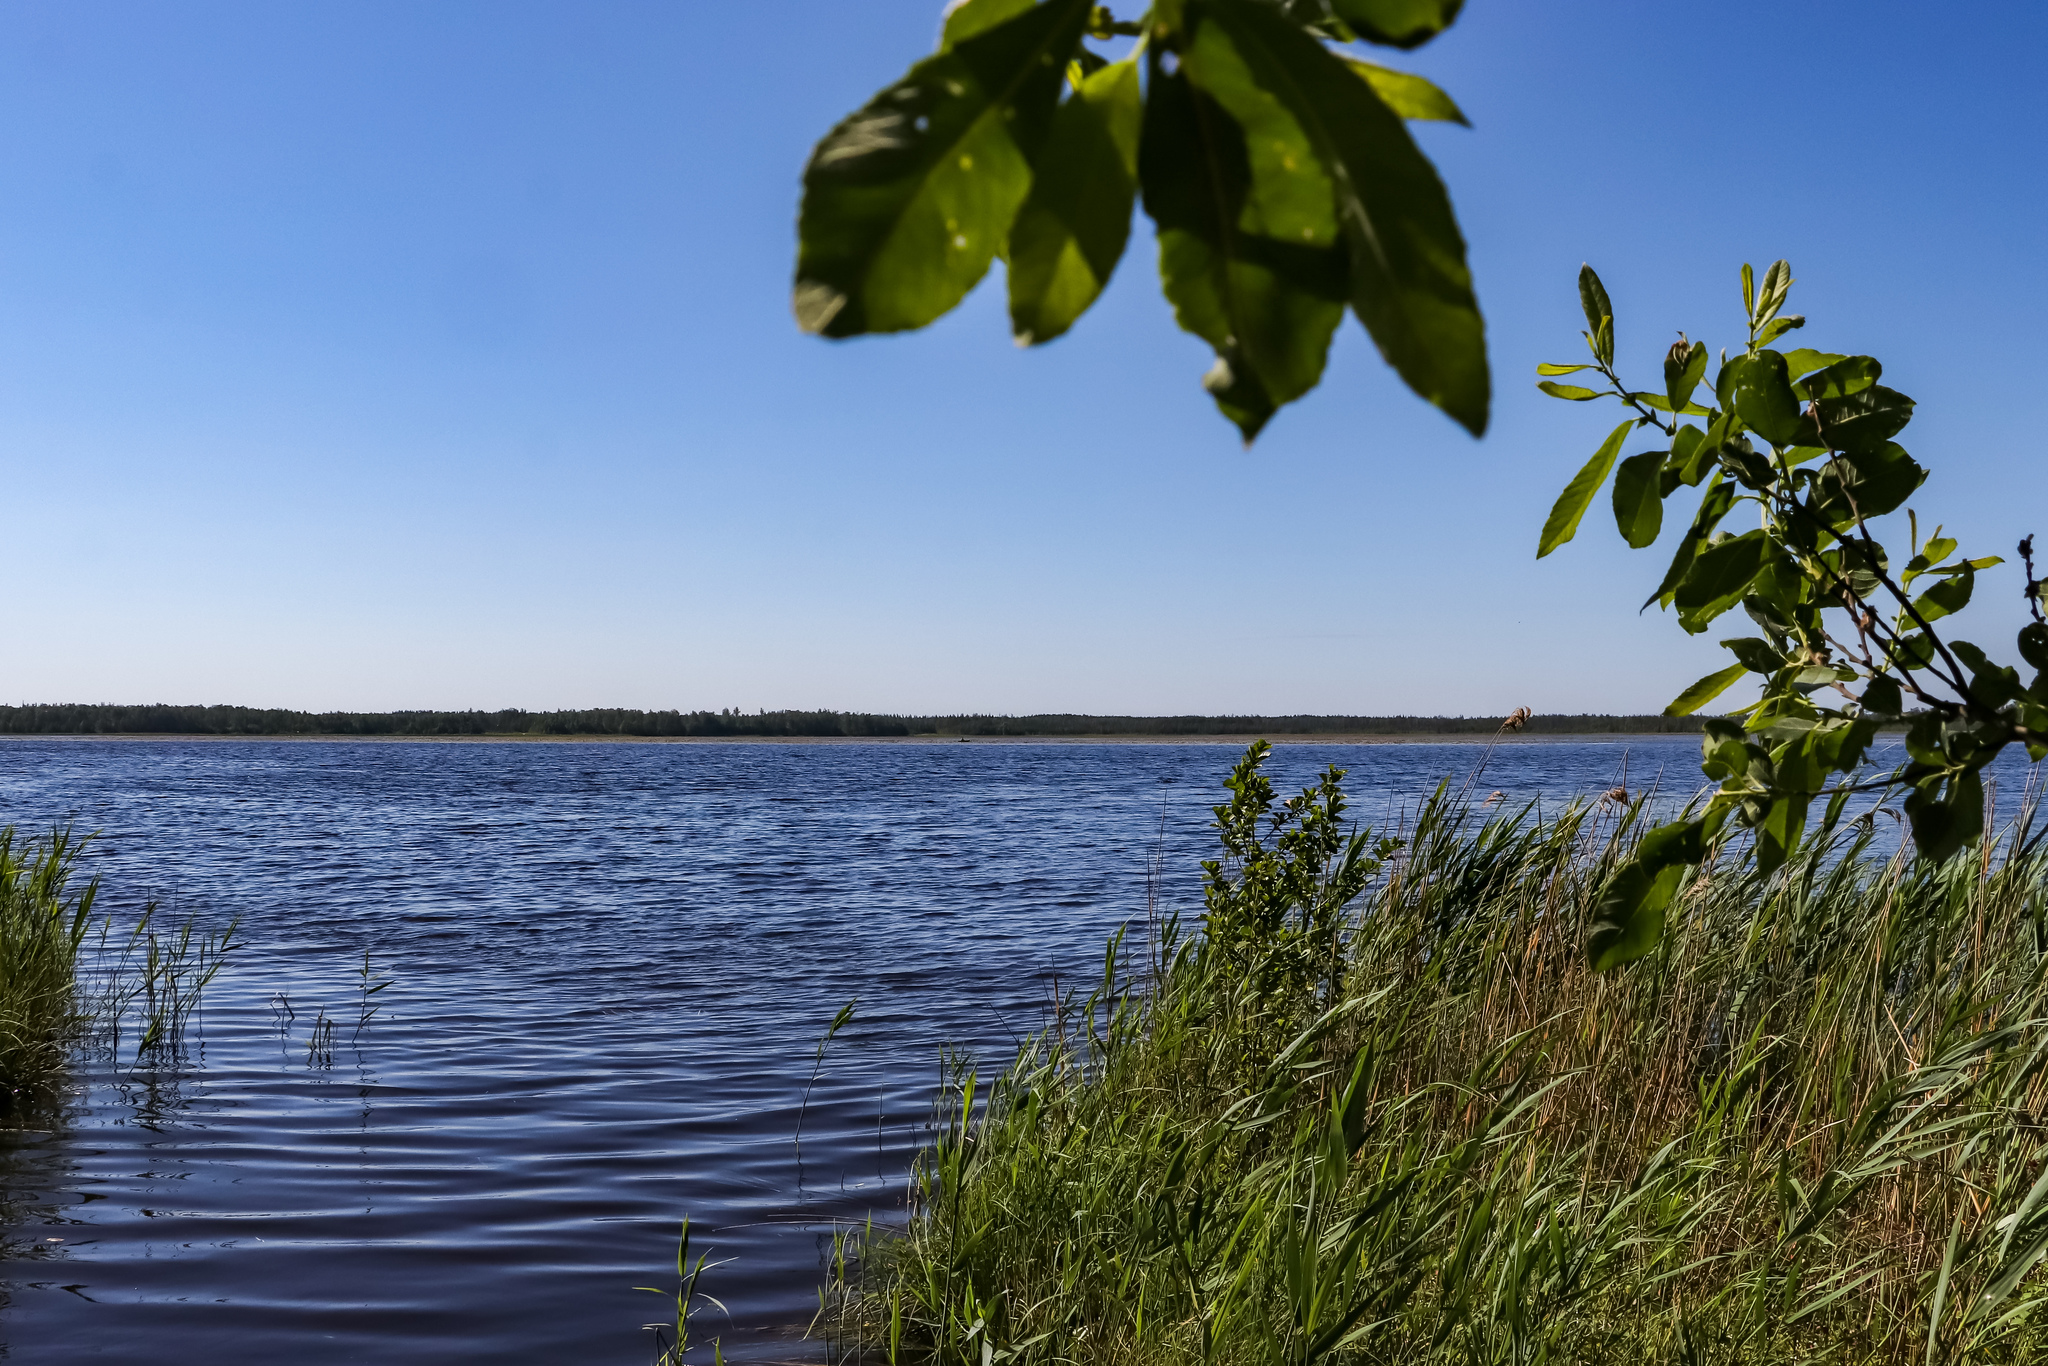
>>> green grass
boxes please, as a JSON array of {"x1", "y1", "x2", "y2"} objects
[
  {"x1": 0, "y1": 825, "x2": 238, "y2": 1111},
  {"x1": 823, "y1": 744, "x2": 2048, "y2": 1365}
]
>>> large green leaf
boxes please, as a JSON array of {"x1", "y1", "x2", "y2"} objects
[
  {"x1": 1588, "y1": 817, "x2": 1711, "y2": 971},
  {"x1": 941, "y1": 0, "x2": 1038, "y2": 48},
  {"x1": 1008, "y1": 60, "x2": 1142, "y2": 345},
  {"x1": 1727, "y1": 350, "x2": 1806, "y2": 448},
  {"x1": 795, "y1": 0, "x2": 1090, "y2": 337},
  {"x1": 1611, "y1": 449, "x2": 1665, "y2": 549},
  {"x1": 1202, "y1": 0, "x2": 1489, "y2": 435},
  {"x1": 1329, "y1": 0, "x2": 1464, "y2": 48},
  {"x1": 1664, "y1": 663, "x2": 1746, "y2": 717},
  {"x1": 1911, "y1": 563, "x2": 1975, "y2": 624},
  {"x1": 1143, "y1": 23, "x2": 1346, "y2": 441},
  {"x1": 1340, "y1": 58, "x2": 1467, "y2": 123},
  {"x1": 1815, "y1": 384, "x2": 1914, "y2": 454},
  {"x1": 1799, "y1": 354, "x2": 1880, "y2": 400},
  {"x1": 1537, "y1": 420, "x2": 1631, "y2": 558},
  {"x1": 1675, "y1": 529, "x2": 1769, "y2": 632},
  {"x1": 1813, "y1": 442, "x2": 1926, "y2": 523}
]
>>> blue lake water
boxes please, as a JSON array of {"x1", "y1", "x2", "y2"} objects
[{"x1": 0, "y1": 734, "x2": 2015, "y2": 1362}]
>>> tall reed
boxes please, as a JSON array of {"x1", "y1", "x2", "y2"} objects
[
  {"x1": 0, "y1": 825, "x2": 238, "y2": 1108},
  {"x1": 0, "y1": 828, "x2": 97, "y2": 1101},
  {"x1": 826, "y1": 747, "x2": 2048, "y2": 1365}
]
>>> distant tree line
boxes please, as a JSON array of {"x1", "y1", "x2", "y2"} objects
[{"x1": 0, "y1": 705, "x2": 1713, "y2": 739}]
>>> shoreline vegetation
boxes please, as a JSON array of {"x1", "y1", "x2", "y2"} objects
[
  {"x1": 0, "y1": 705, "x2": 1719, "y2": 742},
  {"x1": 0, "y1": 828, "x2": 236, "y2": 1111},
  {"x1": 822, "y1": 743, "x2": 2048, "y2": 1365}
]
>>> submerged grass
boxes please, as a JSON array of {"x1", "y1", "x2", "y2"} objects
[
  {"x1": 824, "y1": 746, "x2": 2048, "y2": 1365},
  {"x1": 0, "y1": 825, "x2": 238, "y2": 1111}
]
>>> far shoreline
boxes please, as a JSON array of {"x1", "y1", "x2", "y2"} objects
[{"x1": 0, "y1": 731, "x2": 1701, "y2": 747}]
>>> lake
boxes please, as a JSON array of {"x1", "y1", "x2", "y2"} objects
[{"x1": 0, "y1": 734, "x2": 1915, "y2": 1361}]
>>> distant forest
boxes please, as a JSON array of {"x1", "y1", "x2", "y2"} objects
[{"x1": 0, "y1": 705, "x2": 1710, "y2": 739}]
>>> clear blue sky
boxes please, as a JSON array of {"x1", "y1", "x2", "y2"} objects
[{"x1": 2, "y1": 2, "x2": 2041, "y2": 716}]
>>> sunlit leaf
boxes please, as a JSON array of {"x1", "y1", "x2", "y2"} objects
[
  {"x1": 1140, "y1": 28, "x2": 1346, "y2": 442},
  {"x1": 1009, "y1": 59, "x2": 1142, "y2": 345},
  {"x1": 1780, "y1": 348, "x2": 1846, "y2": 382},
  {"x1": 795, "y1": 0, "x2": 1090, "y2": 337},
  {"x1": 1340, "y1": 58, "x2": 1467, "y2": 123},
  {"x1": 1535, "y1": 362, "x2": 1589, "y2": 376},
  {"x1": 1205, "y1": 0, "x2": 1489, "y2": 435},
  {"x1": 1911, "y1": 563, "x2": 1975, "y2": 624},
  {"x1": 1665, "y1": 663, "x2": 1747, "y2": 717},
  {"x1": 941, "y1": 0, "x2": 1038, "y2": 49},
  {"x1": 1537, "y1": 381, "x2": 1599, "y2": 400},
  {"x1": 1538, "y1": 419, "x2": 1631, "y2": 558}
]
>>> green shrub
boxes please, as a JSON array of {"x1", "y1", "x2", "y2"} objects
[{"x1": 826, "y1": 747, "x2": 2048, "y2": 1365}]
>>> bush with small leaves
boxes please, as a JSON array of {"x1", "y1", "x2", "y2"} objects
[{"x1": 1536, "y1": 260, "x2": 2047, "y2": 968}]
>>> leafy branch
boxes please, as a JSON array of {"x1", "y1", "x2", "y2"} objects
[
  {"x1": 793, "y1": 0, "x2": 1484, "y2": 443},
  {"x1": 1535, "y1": 260, "x2": 2048, "y2": 969}
]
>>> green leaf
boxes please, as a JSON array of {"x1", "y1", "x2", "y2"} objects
[
  {"x1": 941, "y1": 0, "x2": 1038, "y2": 49},
  {"x1": 1780, "y1": 348, "x2": 1847, "y2": 382},
  {"x1": 1675, "y1": 529, "x2": 1770, "y2": 632},
  {"x1": 1538, "y1": 419, "x2": 1631, "y2": 558},
  {"x1": 1203, "y1": 0, "x2": 1488, "y2": 435},
  {"x1": 1535, "y1": 362, "x2": 1590, "y2": 375},
  {"x1": 1665, "y1": 663, "x2": 1747, "y2": 717},
  {"x1": 1664, "y1": 340, "x2": 1707, "y2": 416},
  {"x1": 1911, "y1": 563, "x2": 1975, "y2": 624},
  {"x1": 1952, "y1": 641, "x2": 2024, "y2": 709},
  {"x1": 1753, "y1": 789, "x2": 1811, "y2": 877},
  {"x1": 1612, "y1": 450, "x2": 1665, "y2": 548},
  {"x1": 2020, "y1": 623, "x2": 2048, "y2": 674},
  {"x1": 1861, "y1": 674, "x2": 1903, "y2": 718},
  {"x1": 1341, "y1": 58, "x2": 1467, "y2": 124},
  {"x1": 1664, "y1": 424, "x2": 1711, "y2": 489},
  {"x1": 1799, "y1": 354, "x2": 1880, "y2": 400},
  {"x1": 1727, "y1": 350, "x2": 1808, "y2": 447},
  {"x1": 1722, "y1": 637, "x2": 1786, "y2": 674},
  {"x1": 1646, "y1": 478, "x2": 1736, "y2": 609},
  {"x1": 1813, "y1": 442, "x2": 1926, "y2": 523},
  {"x1": 1328, "y1": 0, "x2": 1465, "y2": 49},
  {"x1": 1578, "y1": 264, "x2": 1612, "y2": 357},
  {"x1": 795, "y1": 0, "x2": 1090, "y2": 337},
  {"x1": 1907, "y1": 769, "x2": 1984, "y2": 863},
  {"x1": 1629, "y1": 391, "x2": 1710, "y2": 417},
  {"x1": 1755, "y1": 258, "x2": 1792, "y2": 322},
  {"x1": 1756, "y1": 314, "x2": 1804, "y2": 345},
  {"x1": 1140, "y1": 26, "x2": 1345, "y2": 442},
  {"x1": 1008, "y1": 59, "x2": 1142, "y2": 345},
  {"x1": 1815, "y1": 384, "x2": 1914, "y2": 454},
  {"x1": 1536, "y1": 381, "x2": 1600, "y2": 400},
  {"x1": 1588, "y1": 859, "x2": 1682, "y2": 970},
  {"x1": 1588, "y1": 817, "x2": 1708, "y2": 970}
]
